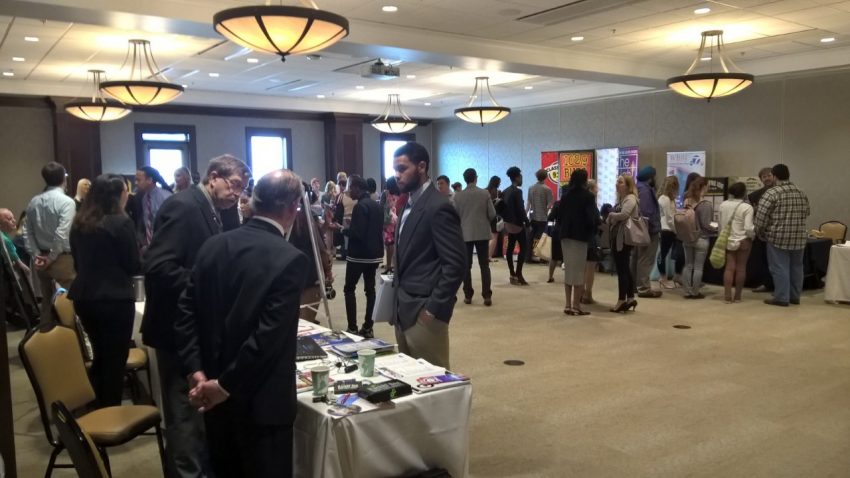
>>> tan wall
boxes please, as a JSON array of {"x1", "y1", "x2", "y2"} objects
[
  {"x1": 434, "y1": 69, "x2": 850, "y2": 228},
  {"x1": 0, "y1": 106, "x2": 56, "y2": 217}
]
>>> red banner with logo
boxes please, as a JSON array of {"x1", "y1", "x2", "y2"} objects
[{"x1": 540, "y1": 151, "x2": 560, "y2": 197}]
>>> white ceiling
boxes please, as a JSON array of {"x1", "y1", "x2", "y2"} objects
[{"x1": 0, "y1": 0, "x2": 849, "y2": 118}]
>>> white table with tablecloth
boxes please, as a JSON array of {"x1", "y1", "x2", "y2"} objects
[
  {"x1": 132, "y1": 303, "x2": 472, "y2": 477},
  {"x1": 824, "y1": 244, "x2": 850, "y2": 303}
]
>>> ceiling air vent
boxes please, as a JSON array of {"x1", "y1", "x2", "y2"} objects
[{"x1": 517, "y1": 0, "x2": 645, "y2": 26}]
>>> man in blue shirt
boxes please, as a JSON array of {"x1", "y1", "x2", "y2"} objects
[{"x1": 22, "y1": 162, "x2": 77, "y2": 324}]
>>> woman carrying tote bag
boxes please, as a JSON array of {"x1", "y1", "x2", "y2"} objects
[{"x1": 606, "y1": 175, "x2": 640, "y2": 313}]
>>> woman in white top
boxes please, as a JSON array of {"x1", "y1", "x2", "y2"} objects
[
  {"x1": 656, "y1": 175, "x2": 680, "y2": 289},
  {"x1": 718, "y1": 182, "x2": 755, "y2": 303}
]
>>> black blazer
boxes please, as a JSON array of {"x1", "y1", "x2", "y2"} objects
[
  {"x1": 501, "y1": 185, "x2": 527, "y2": 227},
  {"x1": 557, "y1": 186, "x2": 601, "y2": 243},
  {"x1": 141, "y1": 186, "x2": 222, "y2": 352},
  {"x1": 344, "y1": 194, "x2": 383, "y2": 261},
  {"x1": 175, "y1": 219, "x2": 307, "y2": 426},
  {"x1": 68, "y1": 214, "x2": 140, "y2": 302},
  {"x1": 393, "y1": 184, "x2": 466, "y2": 331}
]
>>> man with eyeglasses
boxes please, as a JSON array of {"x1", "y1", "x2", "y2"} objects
[{"x1": 141, "y1": 154, "x2": 250, "y2": 478}]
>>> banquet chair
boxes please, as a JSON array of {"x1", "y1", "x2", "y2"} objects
[
  {"x1": 52, "y1": 401, "x2": 109, "y2": 478},
  {"x1": 819, "y1": 221, "x2": 847, "y2": 244},
  {"x1": 18, "y1": 323, "x2": 166, "y2": 478},
  {"x1": 53, "y1": 290, "x2": 153, "y2": 404}
]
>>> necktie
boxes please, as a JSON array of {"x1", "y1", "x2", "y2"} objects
[{"x1": 144, "y1": 193, "x2": 153, "y2": 246}]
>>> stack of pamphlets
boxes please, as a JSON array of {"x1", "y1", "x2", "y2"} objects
[{"x1": 375, "y1": 353, "x2": 470, "y2": 393}]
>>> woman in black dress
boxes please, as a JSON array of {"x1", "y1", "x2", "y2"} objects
[{"x1": 69, "y1": 174, "x2": 140, "y2": 407}]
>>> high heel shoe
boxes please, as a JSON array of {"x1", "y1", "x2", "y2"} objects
[
  {"x1": 610, "y1": 301, "x2": 629, "y2": 313},
  {"x1": 509, "y1": 275, "x2": 519, "y2": 285},
  {"x1": 517, "y1": 277, "x2": 530, "y2": 286},
  {"x1": 627, "y1": 299, "x2": 638, "y2": 311}
]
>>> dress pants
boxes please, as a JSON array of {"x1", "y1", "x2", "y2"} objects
[
  {"x1": 462, "y1": 240, "x2": 491, "y2": 300},
  {"x1": 612, "y1": 245, "x2": 635, "y2": 300},
  {"x1": 343, "y1": 261, "x2": 379, "y2": 331},
  {"x1": 155, "y1": 348, "x2": 212, "y2": 478},
  {"x1": 766, "y1": 243, "x2": 804, "y2": 303},
  {"x1": 630, "y1": 232, "x2": 660, "y2": 292},
  {"x1": 75, "y1": 300, "x2": 134, "y2": 407},
  {"x1": 506, "y1": 228, "x2": 528, "y2": 278},
  {"x1": 205, "y1": 401, "x2": 293, "y2": 478},
  {"x1": 37, "y1": 253, "x2": 75, "y2": 324},
  {"x1": 394, "y1": 317, "x2": 450, "y2": 369}
]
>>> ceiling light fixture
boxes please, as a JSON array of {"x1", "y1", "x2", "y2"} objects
[
  {"x1": 820, "y1": 37, "x2": 835, "y2": 43},
  {"x1": 65, "y1": 70, "x2": 132, "y2": 122},
  {"x1": 355, "y1": 85, "x2": 365, "y2": 90},
  {"x1": 316, "y1": 94, "x2": 325, "y2": 98},
  {"x1": 382, "y1": 6, "x2": 398, "y2": 13},
  {"x1": 213, "y1": 2, "x2": 349, "y2": 62},
  {"x1": 524, "y1": 86, "x2": 533, "y2": 90},
  {"x1": 209, "y1": 72, "x2": 220, "y2": 77},
  {"x1": 2, "y1": 71, "x2": 14, "y2": 77},
  {"x1": 406, "y1": 74, "x2": 416, "y2": 79},
  {"x1": 372, "y1": 93, "x2": 417, "y2": 133},
  {"x1": 455, "y1": 76, "x2": 511, "y2": 126},
  {"x1": 667, "y1": 30, "x2": 753, "y2": 101},
  {"x1": 12, "y1": 57, "x2": 24, "y2": 62},
  {"x1": 694, "y1": 7, "x2": 711, "y2": 14},
  {"x1": 24, "y1": 36, "x2": 39, "y2": 42},
  {"x1": 424, "y1": 102, "x2": 431, "y2": 106},
  {"x1": 100, "y1": 39, "x2": 184, "y2": 106},
  {"x1": 571, "y1": 36, "x2": 584, "y2": 41},
  {"x1": 247, "y1": 58, "x2": 259, "y2": 63}
]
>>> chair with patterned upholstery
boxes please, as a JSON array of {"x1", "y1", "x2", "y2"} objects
[
  {"x1": 819, "y1": 221, "x2": 847, "y2": 244},
  {"x1": 18, "y1": 323, "x2": 166, "y2": 478}
]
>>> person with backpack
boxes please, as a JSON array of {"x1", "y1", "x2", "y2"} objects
[
  {"x1": 679, "y1": 177, "x2": 717, "y2": 299},
  {"x1": 605, "y1": 175, "x2": 640, "y2": 313},
  {"x1": 718, "y1": 182, "x2": 755, "y2": 303}
]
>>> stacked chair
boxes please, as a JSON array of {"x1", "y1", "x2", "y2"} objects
[{"x1": 18, "y1": 323, "x2": 166, "y2": 477}]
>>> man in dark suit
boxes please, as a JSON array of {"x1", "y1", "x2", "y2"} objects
[
  {"x1": 392, "y1": 142, "x2": 466, "y2": 369},
  {"x1": 175, "y1": 170, "x2": 307, "y2": 478},
  {"x1": 453, "y1": 168, "x2": 496, "y2": 306},
  {"x1": 342, "y1": 175, "x2": 384, "y2": 337},
  {"x1": 141, "y1": 154, "x2": 250, "y2": 478}
]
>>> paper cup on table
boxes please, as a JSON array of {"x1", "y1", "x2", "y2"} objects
[
  {"x1": 311, "y1": 365, "x2": 330, "y2": 397},
  {"x1": 359, "y1": 349, "x2": 376, "y2": 377}
]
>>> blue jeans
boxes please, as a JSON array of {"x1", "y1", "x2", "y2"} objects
[
  {"x1": 766, "y1": 243, "x2": 804, "y2": 303},
  {"x1": 683, "y1": 237, "x2": 709, "y2": 296}
]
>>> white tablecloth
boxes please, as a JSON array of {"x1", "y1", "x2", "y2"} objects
[
  {"x1": 825, "y1": 244, "x2": 850, "y2": 303},
  {"x1": 132, "y1": 304, "x2": 472, "y2": 477}
]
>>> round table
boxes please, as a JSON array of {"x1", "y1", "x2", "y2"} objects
[{"x1": 825, "y1": 244, "x2": 850, "y2": 303}]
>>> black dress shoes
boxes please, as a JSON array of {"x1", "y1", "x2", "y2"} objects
[{"x1": 763, "y1": 299, "x2": 789, "y2": 307}]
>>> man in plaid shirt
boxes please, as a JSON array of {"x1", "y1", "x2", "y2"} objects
[{"x1": 754, "y1": 164, "x2": 810, "y2": 307}]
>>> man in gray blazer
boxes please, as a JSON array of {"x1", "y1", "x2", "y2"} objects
[
  {"x1": 392, "y1": 142, "x2": 466, "y2": 369},
  {"x1": 453, "y1": 168, "x2": 497, "y2": 306}
]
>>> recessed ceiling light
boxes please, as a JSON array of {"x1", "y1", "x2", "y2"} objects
[
  {"x1": 2, "y1": 72, "x2": 14, "y2": 77},
  {"x1": 701, "y1": 56, "x2": 711, "y2": 61},
  {"x1": 406, "y1": 74, "x2": 416, "y2": 79},
  {"x1": 12, "y1": 57, "x2": 24, "y2": 62},
  {"x1": 355, "y1": 85, "x2": 365, "y2": 90},
  {"x1": 694, "y1": 7, "x2": 710, "y2": 15},
  {"x1": 247, "y1": 58, "x2": 259, "y2": 63},
  {"x1": 208, "y1": 72, "x2": 220, "y2": 77},
  {"x1": 424, "y1": 102, "x2": 431, "y2": 106},
  {"x1": 524, "y1": 86, "x2": 533, "y2": 90},
  {"x1": 571, "y1": 36, "x2": 584, "y2": 42},
  {"x1": 316, "y1": 94, "x2": 326, "y2": 99},
  {"x1": 382, "y1": 6, "x2": 398, "y2": 13},
  {"x1": 269, "y1": 79, "x2": 280, "y2": 83},
  {"x1": 820, "y1": 37, "x2": 835, "y2": 43},
  {"x1": 24, "y1": 36, "x2": 39, "y2": 42}
]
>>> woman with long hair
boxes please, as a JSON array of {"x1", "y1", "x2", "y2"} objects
[
  {"x1": 68, "y1": 174, "x2": 140, "y2": 407},
  {"x1": 502, "y1": 167, "x2": 529, "y2": 285},
  {"x1": 381, "y1": 177, "x2": 400, "y2": 274},
  {"x1": 682, "y1": 177, "x2": 717, "y2": 299},
  {"x1": 173, "y1": 166, "x2": 192, "y2": 193},
  {"x1": 557, "y1": 170, "x2": 601, "y2": 315},
  {"x1": 486, "y1": 175, "x2": 502, "y2": 260},
  {"x1": 581, "y1": 179, "x2": 603, "y2": 304},
  {"x1": 606, "y1": 175, "x2": 640, "y2": 313},
  {"x1": 657, "y1": 175, "x2": 681, "y2": 288},
  {"x1": 719, "y1": 182, "x2": 755, "y2": 302}
]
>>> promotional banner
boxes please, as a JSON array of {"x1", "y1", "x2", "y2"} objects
[
  {"x1": 595, "y1": 148, "x2": 619, "y2": 209},
  {"x1": 617, "y1": 146, "x2": 639, "y2": 178},
  {"x1": 540, "y1": 151, "x2": 560, "y2": 198},
  {"x1": 666, "y1": 151, "x2": 706, "y2": 205},
  {"x1": 559, "y1": 150, "x2": 595, "y2": 186}
]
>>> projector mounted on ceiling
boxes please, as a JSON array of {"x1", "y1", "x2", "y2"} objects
[{"x1": 363, "y1": 59, "x2": 400, "y2": 80}]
